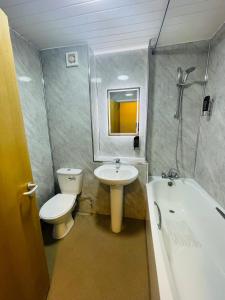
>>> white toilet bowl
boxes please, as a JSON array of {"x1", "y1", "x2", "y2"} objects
[
  {"x1": 40, "y1": 168, "x2": 83, "y2": 239},
  {"x1": 40, "y1": 193, "x2": 76, "y2": 239}
]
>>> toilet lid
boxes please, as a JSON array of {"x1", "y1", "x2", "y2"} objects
[{"x1": 39, "y1": 194, "x2": 76, "y2": 220}]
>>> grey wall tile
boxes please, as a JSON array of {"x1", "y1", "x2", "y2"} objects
[
  {"x1": 195, "y1": 24, "x2": 225, "y2": 208},
  {"x1": 11, "y1": 31, "x2": 54, "y2": 207},
  {"x1": 78, "y1": 162, "x2": 148, "y2": 220},
  {"x1": 41, "y1": 45, "x2": 147, "y2": 219},
  {"x1": 41, "y1": 45, "x2": 94, "y2": 210},
  {"x1": 147, "y1": 41, "x2": 208, "y2": 178},
  {"x1": 94, "y1": 49, "x2": 148, "y2": 159}
]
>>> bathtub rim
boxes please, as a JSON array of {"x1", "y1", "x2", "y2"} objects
[
  {"x1": 146, "y1": 176, "x2": 176, "y2": 300},
  {"x1": 146, "y1": 176, "x2": 225, "y2": 300}
]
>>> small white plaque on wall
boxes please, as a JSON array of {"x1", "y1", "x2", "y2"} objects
[{"x1": 66, "y1": 51, "x2": 79, "y2": 67}]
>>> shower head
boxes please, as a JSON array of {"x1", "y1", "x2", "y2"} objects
[
  {"x1": 185, "y1": 66, "x2": 196, "y2": 74},
  {"x1": 183, "y1": 66, "x2": 196, "y2": 82}
]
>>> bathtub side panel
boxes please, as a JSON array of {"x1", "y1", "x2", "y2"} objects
[{"x1": 146, "y1": 179, "x2": 177, "y2": 300}]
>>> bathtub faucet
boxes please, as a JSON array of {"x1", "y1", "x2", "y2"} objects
[
  {"x1": 115, "y1": 158, "x2": 120, "y2": 170},
  {"x1": 162, "y1": 168, "x2": 179, "y2": 180}
]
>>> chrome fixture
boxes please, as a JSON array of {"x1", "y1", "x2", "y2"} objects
[
  {"x1": 162, "y1": 168, "x2": 179, "y2": 186},
  {"x1": 23, "y1": 182, "x2": 38, "y2": 197},
  {"x1": 175, "y1": 66, "x2": 208, "y2": 119},
  {"x1": 174, "y1": 66, "x2": 208, "y2": 176},
  {"x1": 154, "y1": 201, "x2": 162, "y2": 230},
  {"x1": 115, "y1": 158, "x2": 120, "y2": 170},
  {"x1": 152, "y1": 0, "x2": 171, "y2": 55},
  {"x1": 183, "y1": 66, "x2": 196, "y2": 82},
  {"x1": 174, "y1": 66, "x2": 196, "y2": 120},
  {"x1": 162, "y1": 168, "x2": 179, "y2": 180}
]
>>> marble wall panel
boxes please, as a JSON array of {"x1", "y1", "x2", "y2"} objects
[
  {"x1": 147, "y1": 41, "x2": 208, "y2": 178},
  {"x1": 195, "y1": 24, "x2": 225, "y2": 208},
  {"x1": 41, "y1": 45, "x2": 94, "y2": 211},
  {"x1": 78, "y1": 162, "x2": 148, "y2": 220},
  {"x1": 94, "y1": 49, "x2": 148, "y2": 160},
  {"x1": 11, "y1": 31, "x2": 54, "y2": 207},
  {"x1": 41, "y1": 45, "x2": 147, "y2": 219}
]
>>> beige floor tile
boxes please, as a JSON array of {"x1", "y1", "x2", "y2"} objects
[{"x1": 45, "y1": 214, "x2": 149, "y2": 300}]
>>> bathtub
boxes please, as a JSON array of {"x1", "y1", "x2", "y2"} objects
[{"x1": 146, "y1": 177, "x2": 225, "y2": 300}]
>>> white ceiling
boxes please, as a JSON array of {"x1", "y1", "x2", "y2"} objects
[{"x1": 0, "y1": 0, "x2": 225, "y2": 53}]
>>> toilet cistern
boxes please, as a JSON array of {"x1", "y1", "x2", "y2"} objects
[{"x1": 94, "y1": 164, "x2": 138, "y2": 233}]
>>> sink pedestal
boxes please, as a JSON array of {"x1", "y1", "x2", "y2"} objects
[
  {"x1": 94, "y1": 164, "x2": 138, "y2": 233},
  {"x1": 110, "y1": 185, "x2": 123, "y2": 233}
]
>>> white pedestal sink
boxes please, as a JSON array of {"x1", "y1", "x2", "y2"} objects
[{"x1": 94, "y1": 164, "x2": 138, "y2": 233}]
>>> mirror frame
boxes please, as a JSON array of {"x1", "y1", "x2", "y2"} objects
[{"x1": 107, "y1": 87, "x2": 140, "y2": 136}]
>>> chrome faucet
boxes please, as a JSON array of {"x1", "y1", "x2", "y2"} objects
[
  {"x1": 162, "y1": 168, "x2": 179, "y2": 180},
  {"x1": 115, "y1": 158, "x2": 120, "y2": 170}
]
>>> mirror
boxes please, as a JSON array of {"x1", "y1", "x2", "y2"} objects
[{"x1": 108, "y1": 88, "x2": 140, "y2": 136}]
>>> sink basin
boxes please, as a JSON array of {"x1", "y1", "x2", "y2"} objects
[
  {"x1": 94, "y1": 164, "x2": 138, "y2": 186},
  {"x1": 94, "y1": 164, "x2": 138, "y2": 233}
]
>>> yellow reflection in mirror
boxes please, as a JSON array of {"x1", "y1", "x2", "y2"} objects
[{"x1": 108, "y1": 88, "x2": 139, "y2": 135}]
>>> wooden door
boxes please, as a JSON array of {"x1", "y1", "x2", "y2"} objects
[{"x1": 0, "y1": 9, "x2": 49, "y2": 300}]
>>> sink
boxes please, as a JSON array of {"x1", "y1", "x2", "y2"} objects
[
  {"x1": 94, "y1": 164, "x2": 138, "y2": 186},
  {"x1": 94, "y1": 164, "x2": 138, "y2": 233}
]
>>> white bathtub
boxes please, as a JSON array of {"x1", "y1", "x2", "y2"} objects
[{"x1": 146, "y1": 177, "x2": 225, "y2": 300}]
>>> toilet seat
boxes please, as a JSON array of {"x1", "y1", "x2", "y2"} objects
[{"x1": 39, "y1": 194, "x2": 76, "y2": 220}]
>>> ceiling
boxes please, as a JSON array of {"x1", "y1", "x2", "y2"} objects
[{"x1": 0, "y1": 0, "x2": 225, "y2": 54}]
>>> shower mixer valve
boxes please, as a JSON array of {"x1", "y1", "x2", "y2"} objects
[{"x1": 162, "y1": 168, "x2": 180, "y2": 180}]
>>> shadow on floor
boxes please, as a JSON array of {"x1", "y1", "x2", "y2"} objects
[
  {"x1": 41, "y1": 206, "x2": 79, "y2": 279},
  {"x1": 41, "y1": 221, "x2": 55, "y2": 246}
]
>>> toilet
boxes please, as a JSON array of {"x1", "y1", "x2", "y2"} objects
[{"x1": 39, "y1": 168, "x2": 83, "y2": 239}]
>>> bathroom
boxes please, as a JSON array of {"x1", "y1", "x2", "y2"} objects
[{"x1": 0, "y1": 0, "x2": 225, "y2": 299}]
